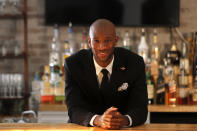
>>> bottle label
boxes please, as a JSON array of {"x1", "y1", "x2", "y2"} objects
[
  {"x1": 169, "y1": 85, "x2": 176, "y2": 94},
  {"x1": 147, "y1": 84, "x2": 154, "y2": 99},
  {"x1": 178, "y1": 75, "x2": 188, "y2": 86},
  {"x1": 193, "y1": 93, "x2": 197, "y2": 102},
  {"x1": 150, "y1": 61, "x2": 159, "y2": 76},
  {"x1": 178, "y1": 88, "x2": 188, "y2": 98}
]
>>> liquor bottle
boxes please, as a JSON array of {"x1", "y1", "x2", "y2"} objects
[
  {"x1": 180, "y1": 41, "x2": 189, "y2": 74},
  {"x1": 146, "y1": 59, "x2": 154, "y2": 104},
  {"x1": 185, "y1": 33, "x2": 195, "y2": 74},
  {"x1": 40, "y1": 65, "x2": 54, "y2": 103},
  {"x1": 138, "y1": 28, "x2": 149, "y2": 63},
  {"x1": 151, "y1": 29, "x2": 160, "y2": 61},
  {"x1": 193, "y1": 32, "x2": 197, "y2": 81},
  {"x1": 49, "y1": 25, "x2": 61, "y2": 87},
  {"x1": 190, "y1": 32, "x2": 197, "y2": 104},
  {"x1": 54, "y1": 70, "x2": 65, "y2": 104},
  {"x1": 122, "y1": 31, "x2": 132, "y2": 51},
  {"x1": 168, "y1": 70, "x2": 177, "y2": 105},
  {"x1": 80, "y1": 30, "x2": 89, "y2": 50},
  {"x1": 166, "y1": 42, "x2": 181, "y2": 66},
  {"x1": 62, "y1": 40, "x2": 71, "y2": 67},
  {"x1": 156, "y1": 66, "x2": 165, "y2": 104},
  {"x1": 67, "y1": 22, "x2": 77, "y2": 54},
  {"x1": 150, "y1": 58, "x2": 159, "y2": 82},
  {"x1": 177, "y1": 68, "x2": 189, "y2": 105}
]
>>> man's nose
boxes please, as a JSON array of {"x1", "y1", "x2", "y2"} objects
[{"x1": 98, "y1": 41, "x2": 108, "y2": 49}]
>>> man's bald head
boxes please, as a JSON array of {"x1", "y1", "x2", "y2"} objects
[{"x1": 89, "y1": 19, "x2": 116, "y2": 38}]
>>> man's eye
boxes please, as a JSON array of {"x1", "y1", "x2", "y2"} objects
[{"x1": 94, "y1": 40, "x2": 99, "y2": 43}]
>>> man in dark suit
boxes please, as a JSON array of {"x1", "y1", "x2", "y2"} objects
[{"x1": 64, "y1": 19, "x2": 148, "y2": 129}]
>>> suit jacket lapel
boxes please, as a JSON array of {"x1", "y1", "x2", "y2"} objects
[
  {"x1": 109, "y1": 49, "x2": 127, "y2": 103},
  {"x1": 84, "y1": 50, "x2": 103, "y2": 104}
]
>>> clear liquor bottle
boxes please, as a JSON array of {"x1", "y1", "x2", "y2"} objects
[
  {"x1": 138, "y1": 28, "x2": 149, "y2": 63},
  {"x1": 122, "y1": 31, "x2": 132, "y2": 51},
  {"x1": 49, "y1": 24, "x2": 61, "y2": 87},
  {"x1": 178, "y1": 68, "x2": 189, "y2": 105},
  {"x1": 151, "y1": 29, "x2": 160, "y2": 61},
  {"x1": 168, "y1": 70, "x2": 177, "y2": 105},
  {"x1": 67, "y1": 22, "x2": 77, "y2": 54}
]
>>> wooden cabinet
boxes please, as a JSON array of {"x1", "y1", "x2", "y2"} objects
[
  {"x1": 0, "y1": 0, "x2": 28, "y2": 115},
  {"x1": 148, "y1": 105, "x2": 197, "y2": 124}
]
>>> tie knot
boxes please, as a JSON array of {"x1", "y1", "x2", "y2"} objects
[{"x1": 101, "y1": 69, "x2": 109, "y2": 76}]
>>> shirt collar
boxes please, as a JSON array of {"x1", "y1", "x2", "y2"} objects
[{"x1": 93, "y1": 56, "x2": 114, "y2": 76}]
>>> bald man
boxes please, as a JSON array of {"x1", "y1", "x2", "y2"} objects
[{"x1": 64, "y1": 19, "x2": 148, "y2": 129}]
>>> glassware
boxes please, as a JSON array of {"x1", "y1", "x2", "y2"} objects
[
  {"x1": 0, "y1": 0, "x2": 6, "y2": 15},
  {"x1": 9, "y1": 0, "x2": 20, "y2": 14}
]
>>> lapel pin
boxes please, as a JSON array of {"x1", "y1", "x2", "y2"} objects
[{"x1": 120, "y1": 67, "x2": 126, "y2": 70}]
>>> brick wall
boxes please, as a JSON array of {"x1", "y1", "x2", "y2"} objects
[{"x1": 0, "y1": 0, "x2": 197, "y2": 88}]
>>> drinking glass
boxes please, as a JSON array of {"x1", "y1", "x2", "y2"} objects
[{"x1": 0, "y1": 0, "x2": 6, "y2": 14}]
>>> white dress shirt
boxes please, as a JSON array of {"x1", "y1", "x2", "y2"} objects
[{"x1": 89, "y1": 56, "x2": 132, "y2": 127}]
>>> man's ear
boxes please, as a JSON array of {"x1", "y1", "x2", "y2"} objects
[
  {"x1": 114, "y1": 36, "x2": 119, "y2": 46},
  {"x1": 88, "y1": 37, "x2": 92, "y2": 48}
]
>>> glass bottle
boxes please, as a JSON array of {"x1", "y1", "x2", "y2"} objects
[
  {"x1": 178, "y1": 68, "x2": 189, "y2": 105},
  {"x1": 146, "y1": 60, "x2": 154, "y2": 105},
  {"x1": 166, "y1": 43, "x2": 181, "y2": 66},
  {"x1": 67, "y1": 22, "x2": 77, "y2": 54},
  {"x1": 40, "y1": 65, "x2": 54, "y2": 103},
  {"x1": 151, "y1": 29, "x2": 160, "y2": 61},
  {"x1": 122, "y1": 31, "x2": 132, "y2": 51},
  {"x1": 180, "y1": 41, "x2": 189, "y2": 74},
  {"x1": 156, "y1": 66, "x2": 165, "y2": 104},
  {"x1": 49, "y1": 24, "x2": 61, "y2": 87},
  {"x1": 190, "y1": 32, "x2": 197, "y2": 104},
  {"x1": 138, "y1": 28, "x2": 149, "y2": 63},
  {"x1": 80, "y1": 30, "x2": 89, "y2": 50},
  {"x1": 54, "y1": 70, "x2": 65, "y2": 104},
  {"x1": 168, "y1": 70, "x2": 177, "y2": 105},
  {"x1": 62, "y1": 40, "x2": 71, "y2": 66}
]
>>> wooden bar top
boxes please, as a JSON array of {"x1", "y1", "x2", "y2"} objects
[
  {"x1": 0, "y1": 123, "x2": 197, "y2": 131},
  {"x1": 148, "y1": 105, "x2": 197, "y2": 112}
]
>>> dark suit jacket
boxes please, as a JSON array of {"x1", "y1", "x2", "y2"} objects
[{"x1": 64, "y1": 47, "x2": 148, "y2": 127}]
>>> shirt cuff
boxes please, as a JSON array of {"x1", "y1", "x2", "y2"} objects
[
  {"x1": 89, "y1": 115, "x2": 98, "y2": 126},
  {"x1": 125, "y1": 115, "x2": 132, "y2": 126}
]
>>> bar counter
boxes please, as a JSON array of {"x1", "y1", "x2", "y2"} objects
[{"x1": 0, "y1": 123, "x2": 197, "y2": 131}]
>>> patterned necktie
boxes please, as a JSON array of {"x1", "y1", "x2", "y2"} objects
[{"x1": 100, "y1": 69, "x2": 109, "y2": 89}]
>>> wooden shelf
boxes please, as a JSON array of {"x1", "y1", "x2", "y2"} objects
[
  {"x1": 0, "y1": 52, "x2": 26, "y2": 59},
  {"x1": 0, "y1": 97, "x2": 24, "y2": 100},
  {"x1": 0, "y1": 13, "x2": 24, "y2": 19},
  {"x1": 148, "y1": 105, "x2": 197, "y2": 112}
]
